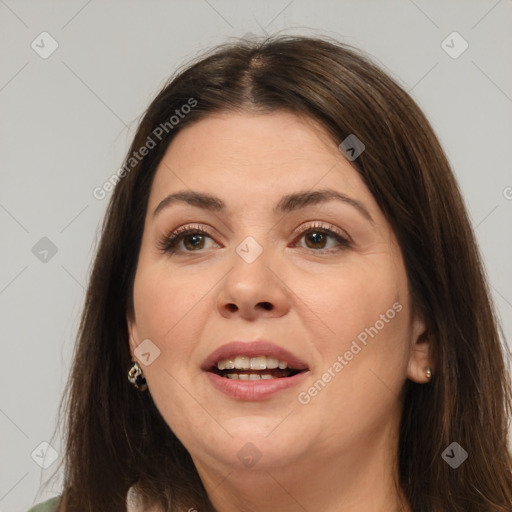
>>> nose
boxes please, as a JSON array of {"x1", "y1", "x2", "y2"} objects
[{"x1": 216, "y1": 248, "x2": 290, "y2": 321}]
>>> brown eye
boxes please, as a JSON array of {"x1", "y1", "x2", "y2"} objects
[
  {"x1": 304, "y1": 231, "x2": 328, "y2": 249},
  {"x1": 157, "y1": 226, "x2": 218, "y2": 254},
  {"x1": 182, "y1": 233, "x2": 206, "y2": 251},
  {"x1": 294, "y1": 224, "x2": 351, "y2": 252}
]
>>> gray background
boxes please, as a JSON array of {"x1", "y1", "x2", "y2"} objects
[{"x1": 1, "y1": 1, "x2": 511, "y2": 510}]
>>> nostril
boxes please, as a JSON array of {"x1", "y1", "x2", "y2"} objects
[
  {"x1": 258, "y1": 302, "x2": 273, "y2": 311},
  {"x1": 226, "y1": 304, "x2": 238, "y2": 313}
]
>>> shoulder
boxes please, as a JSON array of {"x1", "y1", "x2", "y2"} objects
[{"x1": 27, "y1": 496, "x2": 60, "y2": 512}]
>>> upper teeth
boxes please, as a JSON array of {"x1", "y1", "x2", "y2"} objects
[{"x1": 217, "y1": 355, "x2": 288, "y2": 371}]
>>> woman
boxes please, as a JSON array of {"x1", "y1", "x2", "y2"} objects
[{"x1": 29, "y1": 34, "x2": 512, "y2": 511}]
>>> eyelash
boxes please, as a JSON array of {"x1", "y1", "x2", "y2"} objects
[{"x1": 157, "y1": 222, "x2": 351, "y2": 255}]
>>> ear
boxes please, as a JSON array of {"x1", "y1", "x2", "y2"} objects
[
  {"x1": 406, "y1": 313, "x2": 435, "y2": 384},
  {"x1": 126, "y1": 313, "x2": 139, "y2": 361}
]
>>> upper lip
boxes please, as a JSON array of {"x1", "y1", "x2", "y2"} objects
[{"x1": 201, "y1": 340, "x2": 309, "y2": 371}]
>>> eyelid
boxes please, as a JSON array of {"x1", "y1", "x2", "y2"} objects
[
  {"x1": 157, "y1": 220, "x2": 352, "y2": 255},
  {"x1": 157, "y1": 223, "x2": 218, "y2": 253},
  {"x1": 294, "y1": 221, "x2": 352, "y2": 243},
  {"x1": 170, "y1": 223, "x2": 215, "y2": 238}
]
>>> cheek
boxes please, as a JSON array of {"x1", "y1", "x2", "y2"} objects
[
  {"x1": 299, "y1": 253, "x2": 411, "y2": 412},
  {"x1": 304, "y1": 254, "x2": 409, "y2": 359},
  {"x1": 132, "y1": 262, "x2": 214, "y2": 365},
  {"x1": 131, "y1": 264, "x2": 214, "y2": 423},
  {"x1": 135, "y1": 254, "x2": 206, "y2": 318}
]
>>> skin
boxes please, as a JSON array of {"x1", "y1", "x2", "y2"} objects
[{"x1": 127, "y1": 111, "x2": 434, "y2": 512}]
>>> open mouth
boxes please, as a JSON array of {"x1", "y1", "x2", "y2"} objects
[
  {"x1": 203, "y1": 343, "x2": 310, "y2": 400},
  {"x1": 208, "y1": 355, "x2": 307, "y2": 381}
]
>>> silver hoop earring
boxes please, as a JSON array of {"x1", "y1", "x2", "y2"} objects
[{"x1": 128, "y1": 361, "x2": 148, "y2": 391}]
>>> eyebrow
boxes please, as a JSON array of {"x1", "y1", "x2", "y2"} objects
[{"x1": 153, "y1": 189, "x2": 373, "y2": 223}]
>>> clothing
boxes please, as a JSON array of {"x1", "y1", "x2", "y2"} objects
[
  {"x1": 27, "y1": 486, "x2": 159, "y2": 512},
  {"x1": 27, "y1": 497, "x2": 59, "y2": 512}
]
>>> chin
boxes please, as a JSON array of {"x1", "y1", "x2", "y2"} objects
[{"x1": 196, "y1": 426, "x2": 305, "y2": 471}]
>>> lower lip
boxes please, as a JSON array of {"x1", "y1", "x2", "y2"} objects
[{"x1": 205, "y1": 371, "x2": 309, "y2": 401}]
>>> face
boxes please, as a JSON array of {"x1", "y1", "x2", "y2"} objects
[{"x1": 127, "y1": 111, "x2": 431, "y2": 481}]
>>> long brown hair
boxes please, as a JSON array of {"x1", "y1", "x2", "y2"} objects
[{"x1": 43, "y1": 34, "x2": 512, "y2": 511}]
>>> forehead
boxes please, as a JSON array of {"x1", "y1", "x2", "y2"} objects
[{"x1": 148, "y1": 111, "x2": 376, "y2": 213}]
